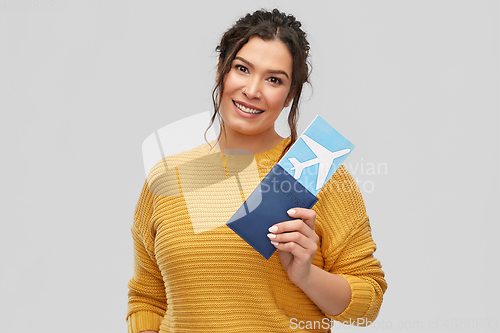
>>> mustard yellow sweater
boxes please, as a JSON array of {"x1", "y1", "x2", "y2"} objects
[{"x1": 127, "y1": 138, "x2": 387, "y2": 333}]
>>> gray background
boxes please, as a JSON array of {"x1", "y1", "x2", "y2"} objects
[{"x1": 1, "y1": 0, "x2": 498, "y2": 332}]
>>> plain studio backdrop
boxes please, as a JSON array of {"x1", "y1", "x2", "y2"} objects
[{"x1": 1, "y1": 1, "x2": 498, "y2": 332}]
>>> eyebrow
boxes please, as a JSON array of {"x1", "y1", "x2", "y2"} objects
[{"x1": 234, "y1": 56, "x2": 290, "y2": 80}]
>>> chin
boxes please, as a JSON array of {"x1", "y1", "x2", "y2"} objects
[{"x1": 225, "y1": 123, "x2": 262, "y2": 137}]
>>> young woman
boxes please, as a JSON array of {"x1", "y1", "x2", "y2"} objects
[{"x1": 127, "y1": 9, "x2": 387, "y2": 333}]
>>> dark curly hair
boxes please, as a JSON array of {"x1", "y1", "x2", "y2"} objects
[{"x1": 207, "y1": 8, "x2": 311, "y2": 157}]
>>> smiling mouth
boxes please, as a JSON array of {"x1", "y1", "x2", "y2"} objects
[{"x1": 233, "y1": 101, "x2": 264, "y2": 114}]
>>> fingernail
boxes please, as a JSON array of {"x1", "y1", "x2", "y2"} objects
[
  {"x1": 271, "y1": 241, "x2": 279, "y2": 246},
  {"x1": 267, "y1": 233, "x2": 276, "y2": 239},
  {"x1": 268, "y1": 226, "x2": 278, "y2": 233},
  {"x1": 287, "y1": 209, "x2": 296, "y2": 215}
]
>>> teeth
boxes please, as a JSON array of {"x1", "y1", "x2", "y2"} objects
[{"x1": 234, "y1": 101, "x2": 263, "y2": 114}]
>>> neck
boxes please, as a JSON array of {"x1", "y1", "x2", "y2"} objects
[{"x1": 217, "y1": 126, "x2": 284, "y2": 154}]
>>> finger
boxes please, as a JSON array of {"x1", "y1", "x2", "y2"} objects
[
  {"x1": 271, "y1": 236, "x2": 318, "y2": 259},
  {"x1": 268, "y1": 219, "x2": 317, "y2": 239},
  {"x1": 267, "y1": 230, "x2": 318, "y2": 249},
  {"x1": 286, "y1": 208, "x2": 317, "y2": 230}
]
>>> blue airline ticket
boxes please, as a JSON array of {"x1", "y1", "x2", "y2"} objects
[{"x1": 278, "y1": 115, "x2": 355, "y2": 195}]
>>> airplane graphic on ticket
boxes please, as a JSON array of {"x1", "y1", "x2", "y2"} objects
[{"x1": 288, "y1": 135, "x2": 351, "y2": 192}]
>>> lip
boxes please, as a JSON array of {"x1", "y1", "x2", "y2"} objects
[
  {"x1": 232, "y1": 100, "x2": 264, "y2": 119},
  {"x1": 233, "y1": 100, "x2": 263, "y2": 111}
]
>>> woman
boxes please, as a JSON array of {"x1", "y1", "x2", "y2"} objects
[{"x1": 127, "y1": 9, "x2": 386, "y2": 333}]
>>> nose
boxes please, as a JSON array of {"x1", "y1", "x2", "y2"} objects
[{"x1": 243, "y1": 76, "x2": 262, "y2": 100}]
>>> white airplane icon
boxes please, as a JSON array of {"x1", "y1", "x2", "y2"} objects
[{"x1": 288, "y1": 135, "x2": 351, "y2": 191}]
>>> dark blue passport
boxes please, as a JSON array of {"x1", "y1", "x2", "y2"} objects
[{"x1": 226, "y1": 164, "x2": 318, "y2": 259}]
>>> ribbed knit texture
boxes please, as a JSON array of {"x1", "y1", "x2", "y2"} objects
[{"x1": 127, "y1": 138, "x2": 387, "y2": 333}]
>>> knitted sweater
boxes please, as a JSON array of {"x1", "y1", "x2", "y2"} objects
[{"x1": 127, "y1": 138, "x2": 387, "y2": 333}]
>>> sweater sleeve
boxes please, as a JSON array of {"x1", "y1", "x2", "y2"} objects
[
  {"x1": 326, "y1": 215, "x2": 387, "y2": 326},
  {"x1": 317, "y1": 166, "x2": 387, "y2": 326},
  {"x1": 126, "y1": 181, "x2": 167, "y2": 333}
]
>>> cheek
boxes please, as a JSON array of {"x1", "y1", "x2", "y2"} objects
[
  {"x1": 222, "y1": 71, "x2": 242, "y2": 95},
  {"x1": 268, "y1": 89, "x2": 291, "y2": 110}
]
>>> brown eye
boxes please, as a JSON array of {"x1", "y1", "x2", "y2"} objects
[
  {"x1": 268, "y1": 77, "x2": 282, "y2": 85},
  {"x1": 235, "y1": 65, "x2": 249, "y2": 73}
]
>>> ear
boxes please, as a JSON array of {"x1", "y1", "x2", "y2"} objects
[{"x1": 284, "y1": 90, "x2": 294, "y2": 108}]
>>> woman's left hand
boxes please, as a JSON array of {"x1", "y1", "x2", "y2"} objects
[{"x1": 267, "y1": 208, "x2": 319, "y2": 284}]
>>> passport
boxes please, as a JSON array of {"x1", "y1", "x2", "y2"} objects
[{"x1": 226, "y1": 115, "x2": 355, "y2": 259}]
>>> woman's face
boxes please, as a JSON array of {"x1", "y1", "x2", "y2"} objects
[{"x1": 219, "y1": 36, "x2": 293, "y2": 143}]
